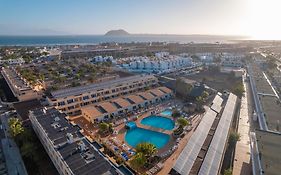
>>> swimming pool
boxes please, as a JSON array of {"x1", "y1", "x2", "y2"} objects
[
  {"x1": 141, "y1": 115, "x2": 175, "y2": 130},
  {"x1": 161, "y1": 109, "x2": 173, "y2": 116},
  {"x1": 125, "y1": 121, "x2": 137, "y2": 129},
  {"x1": 125, "y1": 127, "x2": 170, "y2": 149}
]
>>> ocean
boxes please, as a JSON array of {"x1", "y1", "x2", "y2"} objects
[{"x1": 0, "y1": 35, "x2": 248, "y2": 46}]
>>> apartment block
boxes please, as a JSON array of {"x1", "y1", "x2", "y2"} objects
[
  {"x1": 1, "y1": 67, "x2": 41, "y2": 101},
  {"x1": 47, "y1": 75, "x2": 158, "y2": 115},
  {"x1": 81, "y1": 86, "x2": 173, "y2": 123},
  {"x1": 29, "y1": 107, "x2": 122, "y2": 175}
]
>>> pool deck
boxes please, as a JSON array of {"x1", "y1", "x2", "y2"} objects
[
  {"x1": 114, "y1": 101, "x2": 180, "y2": 155},
  {"x1": 135, "y1": 115, "x2": 174, "y2": 135}
]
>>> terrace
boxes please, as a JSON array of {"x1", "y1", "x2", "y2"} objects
[
  {"x1": 158, "y1": 86, "x2": 173, "y2": 94},
  {"x1": 98, "y1": 102, "x2": 118, "y2": 114},
  {"x1": 125, "y1": 95, "x2": 144, "y2": 104},
  {"x1": 137, "y1": 92, "x2": 155, "y2": 101},
  {"x1": 149, "y1": 89, "x2": 165, "y2": 97},
  {"x1": 81, "y1": 105, "x2": 104, "y2": 122},
  {"x1": 112, "y1": 98, "x2": 132, "y2": 109}
]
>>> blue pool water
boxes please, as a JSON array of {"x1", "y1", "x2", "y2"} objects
[
  {"x1": 161, "y1": 109, "x2": 173, "y2": 116},
  {"x1": 125, "y1": 127, "x2": 170, "y2": 149},
  {"x1": 141, "y1": 115, "x2": 175, "y2": 130},
  {"x1": 126, "y1": 121, "x2": 137, "y2": 129}
]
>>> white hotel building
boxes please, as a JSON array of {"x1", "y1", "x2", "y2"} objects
[{"x1": 124, "y1": 55, "x2": 193, "y2": 73}]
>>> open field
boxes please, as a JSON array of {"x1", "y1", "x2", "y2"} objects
[{"x1": 184, "y1": 69, "x2": 242, "y2": 92}]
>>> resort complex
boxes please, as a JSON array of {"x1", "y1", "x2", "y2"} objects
[
  {"x1": 2, "y1": 0, "x2": 281, "y2": 174},
  {"x1": 1, "y1": 40, "x2": 281, "y2": 175}
]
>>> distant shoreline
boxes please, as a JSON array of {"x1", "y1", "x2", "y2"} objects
[
  {"x1": 0, "y1": 34, "x2": 247, "y2": 37},
  {"x1": 0, "y1": 34, "x2": 249, "y2": 46}
]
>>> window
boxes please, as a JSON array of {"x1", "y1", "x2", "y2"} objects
[
  {"x1": 68, "y1": 106, "x2": 74, "y2": 110},
  {"x1": 58, "y1": 101, "x2": 65, "y2": 106},
  {"x1": 82, "y1": 96, "x2": 89, "y2": 100},
  {"x1": 67, "y1": 99, "x2": 74, "y2": 104},
  {"x1": 91, "y1": 94, "x2": 96, "y2": 98}
]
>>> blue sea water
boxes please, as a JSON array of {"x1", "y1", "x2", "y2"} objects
[
  {"x1": 141, "y1": 115, "x2": 175, "y2": 130},
  {"x1": 125, "y1": 127, "x2": 170, "y2": 149},
  {"x1": 0, "y1": 35, "x2": 246, "y2": 46}
]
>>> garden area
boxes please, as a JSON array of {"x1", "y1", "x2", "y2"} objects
[{"x1": 15, "y1": 58, "x2": 118, "y2": 92}]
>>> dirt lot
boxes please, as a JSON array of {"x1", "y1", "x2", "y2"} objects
[{"x1": 184, "y1": 69, "x2": 242, "y2": 93}]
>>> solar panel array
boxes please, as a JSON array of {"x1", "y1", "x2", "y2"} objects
[
  {"x1": 173, "y1": 108, "x2": 217, "y2": 175},
  {"x1": 211, "y1": 94, "x2": 224, "y2": 113},
  {"x1": 198, "y1": 93, "x2": 237, "y2": 175}
]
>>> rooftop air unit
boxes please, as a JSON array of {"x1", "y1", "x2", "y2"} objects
[{"x1": 66, "y1": 133, "x2": 74, "y2": 144}]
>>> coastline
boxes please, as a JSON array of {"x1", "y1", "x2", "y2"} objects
[{"x1": 0, "y1": 34, "x2": 247, "y2": 46}]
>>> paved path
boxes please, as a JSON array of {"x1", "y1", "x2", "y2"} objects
[{"x1": 233, "y1": 75, "x2": 252, "y2": 175}]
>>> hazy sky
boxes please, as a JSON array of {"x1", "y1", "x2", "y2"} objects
[{"x1": 0, "y1": 0, "x2": 280, "y2": 39}]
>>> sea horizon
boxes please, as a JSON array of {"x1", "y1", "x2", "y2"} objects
[{"x1": 0, "y1": 34, "x2": 250, "y2": 46}]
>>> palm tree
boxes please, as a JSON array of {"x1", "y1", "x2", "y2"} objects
[
  {"x1": 177, "y1": 117, "x2": 189, "y2": 127},
  {"x1": 130, "y1": 152, "x2": 146, "y2": 170},
  {"x1": 98, "y1": 122, "x2": 109, "y2": 133},
  {"x1": 108, "y1": 123, "x2": 113, "y2": 133},
  {"x1": 8, "y1": 118, "x2": 24, "y2": 138},
  {"x1": 135, "y1": 142, "x2": 157, "y2": 162}
]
